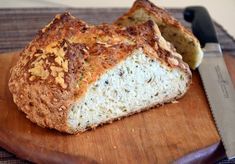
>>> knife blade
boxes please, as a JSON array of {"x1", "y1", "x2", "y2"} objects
[{"x1": 184, "y1": 6, "x2": 235, "y2": 159}]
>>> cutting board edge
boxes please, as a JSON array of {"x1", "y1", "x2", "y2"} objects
[{"x1": 0, "y1": 127, "x2": 97, "y2": 164}]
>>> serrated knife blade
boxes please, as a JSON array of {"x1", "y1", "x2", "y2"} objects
[
  {"x1": 184, "y1": 7, "x2": 235, "y2": 159},
  {"x1": 199, "y1": 43, "x2": 235, "y2": 158}
]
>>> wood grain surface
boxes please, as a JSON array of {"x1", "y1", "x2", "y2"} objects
[{"x1": 1, "y1": 51, "x2": 234, "y2": 163}]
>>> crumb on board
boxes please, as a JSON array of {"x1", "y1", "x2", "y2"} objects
[{"x1": 171, "y1": 100, "x2": 179, "y2": 104}]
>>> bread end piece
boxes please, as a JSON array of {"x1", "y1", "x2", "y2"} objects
[{"x1": 115, "y1": 0, "x2": 203, "y2": 69}]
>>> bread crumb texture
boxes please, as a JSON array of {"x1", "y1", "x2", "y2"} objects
[{"x1": 68, "y1": 49, "x2": 189, "y2": 131}]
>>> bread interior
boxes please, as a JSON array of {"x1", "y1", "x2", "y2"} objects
[{"x1": 68, "y1": 49, "x2": 188, "y2": 131}]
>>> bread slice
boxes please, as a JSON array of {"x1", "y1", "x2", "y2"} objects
[
  {"x1": 9, "y1": 13, "x2": 191, "y2": 134},
  {"x1": 114, "y1": 0, "x2": 203, "y2": 69}
]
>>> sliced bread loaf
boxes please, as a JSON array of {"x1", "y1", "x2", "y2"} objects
[{"x1": 9, "y1": 13, "x2": 191, "y2": 134}]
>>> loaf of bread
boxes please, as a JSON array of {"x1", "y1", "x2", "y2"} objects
[
  {"x1": 9, "y1": 13, "x2": 191, "y2": 134},
  {"x1": 115, "y1": 0, "x2": 203, "y2": 69}
]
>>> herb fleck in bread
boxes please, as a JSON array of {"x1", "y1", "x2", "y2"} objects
[
  {"x1": 115, "y1": 0, "x2": 203, "y2": 69},
  {"x1": 9, "y1": 13, "x2": 191, "y2": 134}
]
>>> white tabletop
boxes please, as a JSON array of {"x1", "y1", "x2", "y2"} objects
[{"x1": 1, "y1": 0, "x2": 235, "y2": 38}]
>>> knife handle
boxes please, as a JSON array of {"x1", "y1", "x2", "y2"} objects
[{"x1": 184, "y1": 6, "x2": 218, "y2": 47}]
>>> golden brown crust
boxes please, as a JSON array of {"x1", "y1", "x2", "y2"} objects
[{"x1": 8, "y1": 12, "x2": 191, "y2": 133}]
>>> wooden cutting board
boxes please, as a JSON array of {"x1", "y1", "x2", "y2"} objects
[{"x1": 1, "y1": 51, "x2": 234, "y2": 163}]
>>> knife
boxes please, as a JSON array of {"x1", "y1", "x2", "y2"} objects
[{"x1": 184, "y1": 6, "x2": 235, "y2": 159}]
